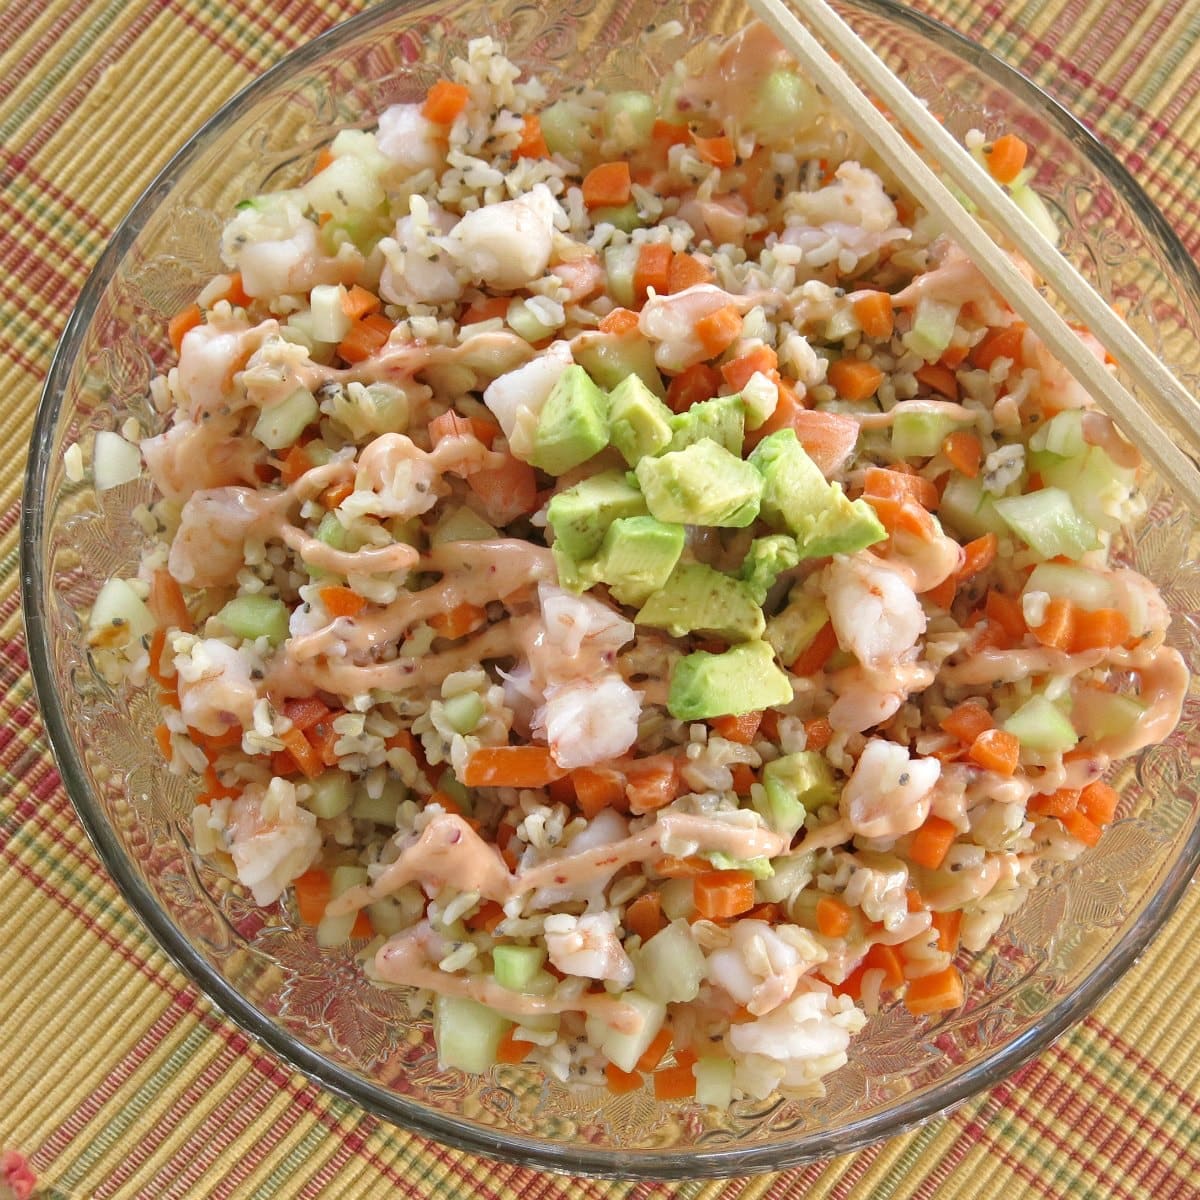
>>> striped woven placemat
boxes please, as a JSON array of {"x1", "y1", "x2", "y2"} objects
[{"x1": 2, "y1": 1, "x2": 1198, "y2": 1196}]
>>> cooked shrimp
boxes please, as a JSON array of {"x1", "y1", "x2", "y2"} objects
[
  {"x1": 877, "y1": 526, "x2": 964, "y2": 594},
  {"x1": 824, "y1": 552, "x2": 926, "y2": 666},
  {"x1": 533, "y1": 673, "x2": 642, "y2": 769},
  {"x1": 678, "y1": 193, "x2": 750, "y2": 246},
  {"x1": 176, "y1": 316, "x2": 257, "y2": 422},
  {"x1": 482, "y1": 339, "x2": 573, "y2": 456},
  {"x1": 378, "y1": 199, "x2": 461, "y2": 307},
  {"x1": 840, "y1": 738, "x2": 941, "y2": 839},
  {"x1": 786, "y1": 161, "x2": 901, "y2": 234},
  {"x1": 352, "y1": 432, "x2": 445, "y2": 520},
  {"x1": 705, "y1": 920, "x2": 825, "y2": 1016},
  {"x1": 543, "y1": 911, "x2": 635, "y2": 987},
  {"x1": 530, "y1": 583, "x2": 635, "y2": 678},
  {"x1": 169, "y1": 487, "x2": 275, "y2": 588},
  {"x1": 447, "y1": 184, "x2": 558, "y2": 290},
  {"x1": 638, "y1": 284, "x2": 751, "y2": 373},
  {"x1": 827, "y1": 656, "x2": 934, "y2": 734},
  {"x1": 375, "y1": 103, "x2": 445, "y2": 173},
  {"x1": 141, "y1": 417, "x2": 264, "y2": 502},
  {"x1": 550, "y1": 254, "x2": 605, "y2": 301},
  {"x1": 175, "y1": 637, "x2": 261, "y2": 737},
  {"x1": 226, "y1": 778, "x2": 322, "y2": 905}
]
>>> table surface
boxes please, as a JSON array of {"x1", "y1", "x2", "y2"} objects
[{"x1": 3, "y1": 1, "x2": 1199, "y2": 1196}]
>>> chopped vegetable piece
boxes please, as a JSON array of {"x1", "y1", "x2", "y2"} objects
[
  {"x1": 694, "y1": 305, "x2": 743, "y2": 358},
  {"x1": 423, "y1": 80, "x2": 471, "y2": 123},
  {"x1": 908, "y1": 815, "x2": 957, "y2": 870},
  {"x1": 852, "y1": 290, "x2": 894, "y2": 339},
  {"x1": 462, "y1": 746, "x2": 563, "y2": 788},
  {"x1": 904, "y1": 964, "x2": 964, "y2": 1015},
  {"x1": 827, "y1": 358, "x2": 883, "y2": 401},
  {"x1": 582, "y1": 161, "x2": 633, "y2": 209},
  {"x1": 986, "y1": 133, "x2": 1029, "y2": 183},
  {"x1": 692, "y1": 870, "x2": 756, "y2": 921},
  {"x1": 968, "y1": 727, "x2": 1020, "y2": 775},
  {"x1": 168, "y1": 304, "x2": 202, "y2": 354},
  {"x1": 815, "y1": 894, "x2": 852, "y2": 937}
]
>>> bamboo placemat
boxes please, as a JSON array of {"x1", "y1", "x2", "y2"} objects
[{"x1": 2, "y1": 1, "x2": 1198, "y2": 1196}]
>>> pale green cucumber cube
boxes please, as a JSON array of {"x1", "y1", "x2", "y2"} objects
[
  {"x1": 694, "y1": 1056, "x2": 735, "y2": 1108},
  {"x1": 633, "y1": 920, "x2": 706, "y2": 1004},
  {"x1": 253, "y1": 387, "x2": 318, "y2": 450},
  {"x1": 434, "y1": 994, "x2": 513, "y2": 1073},
  {"x1": 316, "y1": 865, "x2": 369, "y2": 947},
  {"x1": 1003, "y1": 694, "x2": 1078, "y2": 754},
  {"x1": 994, "y1": 487, "x2": 1099, "y2": 560},
  {"x1": 217, "y1": 594, "x2": 290, "y2": 646},
  {"x1": 304, "y1": 769, "x2": 354, "y2": 819},
  {"x1": 584, "y1": 990, "x2": 666, "y2": 1074},
  {"x1": 442, "y1": 691, "x2": 485, "y2": 734},
  {"x1": 492, "y1": 944, "x2": 547, "y2": 992}
]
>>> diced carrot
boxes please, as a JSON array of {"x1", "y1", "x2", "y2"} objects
[
  {"x1": 337, "y1": 312, "x2": 393, "y2": 364},
  {"x1": 653, "y1": 855, "x2": 712, "y2": 878},
  {"x1": 653, "y1": 1062, "x2": 697, "y2": 1100},
  {"x1": 985, "y1": 590, "x2": 1028, "y2": 642},
  {"x1": 147, "y1": 627, "x2": 173, "y2": 688},
  {"x1": 468, "y1": 452, "x2": 539, "y2": 526},
  {"x1": 467, "y1": 900, "x2": 506, "y2": 933},
  {"x1": 423, "y1": 79, "x2": 471, "y2": 123},
  {"x1": 873, "y1": 496, "x2": 940, "y2": 541},
  {"x1": 1031, "y1": 596, "x2": 1075, "y2": 651},
  {"x1": 693, "y1": 870, "x2": 757, "y2": 921},
  {"x1": 730, "y1": 763, "x2": 756, "y2": 794},
  {"x1": 939, "y1": 700, "x2": 994, "y2": 744},
  {"x1": 694, "y1": 305, "x2": 743, "y2": 359},
  {"x1": 971, "y1": 323, "x2": 1025, "y2": 371},
  {"x1": 515, "y1": 113, "x2": 548, "y2": 159},
  {"x1": 791, "y1": 621, "x2": 839, "y2": 676},
  {"x1": 189, "y1": 725, "x2": 243, "y2": 759},
  {"x1": 1069, "y1": 608, "x2": 1131, "y2": 653},
  {"x1": 863, "y1": 466, "x2": 940, "y2": 510},
  {"x1": 940, "y1": 343, "x2": 969, "y2": 369},
  {"x1": 651, "y1": 119, "x2": 691, "y2": 150},
  {"x1": 852, "y1": 290, "x2": 894, "y2": 339},
  {"x1": 634, "y1": 242, "x2": 673, "y2": 300},
  {"x1": 462, "y1": 745, "x2": 563, "y2": 788},
  {"x1": 625, "y1": 891, "x2": 666, "y2": 941},
  {"x1": 222, "y1": 271, "x2": 252, "y2": 308},
  {"x1": 320, "y1": 480, "x2": 354, "y2": 509},
  {"x1": 915, "y1": 362, "x2": 959, "y2": 400},
  {"x1": 599, "y1": 307, "x2": 640, "y2": 335},
  {"x1": 1078, "y1": 779, "x2": 1119, "y2": 825},
  {"x1": 827, "y1": 358, "x2": 883, "y2": 401},
  {"x1": 1027, "y1": 788, "x2": 1080, "y2": 818},
  {"x1": 1060, "y1": 808, "x2": 1104, "y2": 847},
  {"x1": 666, "y1": 362, "x2": 722, "y2": 414},
  {"x1": 605, "y1": 1063, "x2": 644, "y2": 1094},
  {"x1": 815, "y1": 894, "x2": 853, "y2": 938},
  {"x1": 316, "y1": 585, "x2": 366, "y2": 619},
  {"x1": 721, "y1": 344, "x2": 778, "y2": 391},
  {"x1": 930, "y1": 910, "x2": 962, "y2": 955},
  {"x1": 197, "y1": 764, "x2": 239, "y2": 804},
  {"x1": 666, "y1": 253, "x2": 714, "y2": 293},
  {"x1": 904, "y1": 964, "x2": 964, "y2": 1014},
  {"x1": 691, "y1": 132, "x2": 736, "y2": 168},
  {"x1": 803, "y1": 717, "x2": 834, "y2": 752},
  {"x1": 923, "y1": 573, "x2": 957, "y2": 609},
  {"x1": 942, "y1": 431, "x2": 983, "y2": 478},
  {"x1": 308, "y1": 717, "x2": 344, "y2": 768},
  {"x1": 625, "y1": 755, "x2": 680, "y2": 815},
  {"x1": 985, "y1": 133, "x2": 1028, "y2": 184},
  {"x1": 294, "y1": 868, "x2": 332, "y2": 925},
  {"x1": 582, "y1": 161, "x2": 632, "y2": 209},
  {"x1": 908, "y1": 815, "x2": 957, "y2": 870},
  {"x1": 428, "y1": 408, "x2": 497, "y2": 448},
  {"x1": 967, "y1": 727, "x2": 1020, "y2": 776},
  {"x1": 280, "y1": 443, "x2": 314, "y2": 485},
  {"x1": 905, "y1": 886, "x2": 925, "y2": 913},
  {"x1": 282, "y1": 697, "x2": 332, "y2": 733},
  {"x1": 350, "y1": 910, "x2": 373, "y2": 939},
  {"x1": 154, "y1": 723, "x2": 173, "y2": 764},
  {"x1": 168, "y1": 303, "x2": 202, "y2": 354},
  {"x1": 959, "y1": 532, "x2": 998, "y2": 581},
  {"x1": 281, "y1": 728, "x2": 324, "y2": 780},
  {"x1": 148, "y1": 568, "x2": 192, "y2": 632},
  {"x1": 709, "y1": 711, "x2": 762, "y2": 744},
  {"x1": 864, "y1": 942, "x2": 905, "y2": 989},
  {"x1": 427, "y1": 602, "x2": 488, "y2": 640},
  {"x1": 832, "y1": 963, "x2": 865, "y2": 1001},
  {"x1": 636, "y1": 1026, "x2": 674, "y2": 1073},
  {"x1": 342, "y1": 284, "x2": 381, "y2": 321},
  {"x1": 312, "y1": 146, "x2": 335, "y2": 176},
  {"x1": 573, "y1": 766, "x2": 627, "y2": 818},
  {"x1": 497, "y1": 1027, "x2": 535, "y2": 1065},
  {"x1": 745, "y1": 901, "x2": 783, "y2": 924},
  {"x1": 461, "y1": 295, "x2": 511, "y2": 325}
]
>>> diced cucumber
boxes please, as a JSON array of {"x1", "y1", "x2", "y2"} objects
[
  {"x1": 442, "y1": 691, "x2": 485, "y2": 734},
  {"x1": 366, "y1": 894, "x2": 412, "y2": 937},
  {"x1": 520, "y1": 969, "x2": 559, "y2": 997},
  {"x1": 1073, "y1": 689, "x2": 1146, "y2": 742},
  {"x1": 603, "y1": 90, "x2": 655, "y2": 151},
  {"x1": 217, "y1": 593, "x2": 290, "y2": 645},
  {"x1": 434, "y1": 994, "x2": 513, "y2": 1073},
  {"x1": 351, "y1": 776, "x2": 407, "y2": 824},
  {"x1": 938, "y1": 473, "x2": 1009, "y2": 538},
  {"x1": 904, "y1": 298, "x2": 960, "y2": 361},
  {"x1": 694, "y1": 1056, "x2": 734, "y2": 1108},
  {"x1": 87, "y1": 577, "x2": 155, "y2": 649},
  {"x1": 304, "y1": 152, "x2": 385, "y2": 222},
  {"x1": 1023, "y1": 562, "x2": 1116, "y2": 612},
  {"x1": 749, "y1": 69, "x2": 819, "y2": 141},
  {"x1": 1009, "y1": 181, "x2": 1060, "y2": 246},
  {"x1": 891, "y1": 411, "x2": 962, "y2": 458},
  {"x1": 506, "y1": 297, "x2": 556, "y2": 343},
  {"x1": 1039, "y1": 445, "x2": 1137, "y2": 534},
  {"x1": 603, "y1": 243, "x2": 640, "y2": 309},
  {"x1": 93, "y1": 430, "x2": 142, "y2": 491},
  {"x1": 304, "y1": 769, "x2": 354, "y2": 819},
  {"x1": 430, "y1": 505, "x2": 499, "y2": 546},
  {"x1": 539, "y1": 99, "x2": 595, "y2": 160},
  {"x1": 574, "y1": 332, "x2": 667, "y2": 399},
  {"x1": 994, "y1": 487, "x2": 1099, "y2": 560},
  {"x1": 309, "y1": 284, "x2": 352, "y2": 343},
  {"x1": 492, "y1": 944, "x2": 547, "y2": 991},
  {"x1": 436, "y1": 768, "x2": 470, "y2": 807},
  {"x1": 706, "y1": 852, "x2": 773, "y2": 879},
  {"x1": 316, "y1": 510, "x2": 350, "y2": 550},
  {"x1": 660, "y1": 877, "x2": 695, "y2": 922},
  {"x1": 253, "y1": 387, "x2": 318, "y2": 450},
  {"x1": 756, "y1": 851, "x2": 815, "y2": 903},
  {"x1": 1029, "y1": 410, "x2": 1085, "y2": 458},
  {"x1": 633, "y1": 920, "x2": 706, "y2": 1004},
  {"x1": 584, "y1": 989, "x2": 666, "y2": 1074},
  {"x1": 316, "y1": 865, "x2": 369, "y2": 947},
  {"x1": 592, "y1": 202, "x2": 641, "y2": 233},
  {"x1": 1003, "y1": 694, "x2": 1078, "y2": 754}
]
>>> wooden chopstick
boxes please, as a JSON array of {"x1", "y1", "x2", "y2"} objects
[{"x1": 748, "y1": 0, "x2": 1200, "y2": 515}]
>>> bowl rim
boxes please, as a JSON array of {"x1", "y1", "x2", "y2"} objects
[{"x1": 20, "y1": 0, "x2": 1200, "y2": 1179}]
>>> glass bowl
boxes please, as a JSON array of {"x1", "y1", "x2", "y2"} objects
[{"x1": 21, "y1": 0, "x2": 1200, "y2": 1179}]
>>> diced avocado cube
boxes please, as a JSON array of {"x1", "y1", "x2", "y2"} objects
[
  {"x1": 668, "y1": 394, "x2": 745, "y2": 455},
  {"x1": 574, "y1": 330, "x2": 667, "y2": 398},
  {"x1": 546, "y1": 470, "x2": 647, "y2": 562},
  {"x1": 757, "y1": 752, "x2": 837, "y2": 838},
  {"x1": 607, "y1": 373, "x2": 674, "y2": 465},
  {"x1": 595, "y1": 516, "x2": 685, "y2": 607},
  {"x1": 433, "y1": 994, "x2": 512, "y2": 1074},
  {"x1": 529, "y1": 364, "x2": 610, "y2": 475},
  {"x1": 492, "y1": 944, "x2": 547, "y2": 992},
  {"x1": 994, "y1": 487, "x2": 1099, "y2": 560},
  {"x1": 637, "y1": 562, "x2": 765, "y2": 642},
  {"x1": 1003, "y1": 694, "x2": 1078, "y2": 754},
  {"x1": 764, "y1": 589, "x2": 829, "y2": 663},
  {"x1": 551, "y1": 542, "x2": 601, "y2": 593},
  {"x1": 739, "y1": 534, "x2": 801, "y2": 605},
  {"x1": 749, "y1": 430, "x2": 886, "y2": 557},
  {"x1": 632, "y1": 919, "x2": 706, "y2": 1004},
  {"x1": 668, "y1": 640, "x2": 793, "y2": 720},
  {"x1": 635, "y1": 439, "x2": 762, "y2": 528}
]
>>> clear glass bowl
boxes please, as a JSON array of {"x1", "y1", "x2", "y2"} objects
[{"x1": 21, "y1": 0, "x2": 1200, "y2": 1179}]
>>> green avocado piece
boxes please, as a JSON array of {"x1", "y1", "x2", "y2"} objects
[
  {"x1": 764, "y1": 588, "x2": 829, "y2": 664},
  {"x1": 595, "y1": 516, "x2": 686, "y2": 607},
  {"x1": 529, "y1": 365, "x2": 610, "y2": 475},
  {"x1": 749, "y1": 430, "x2": 885, "y2": 557},
  {"x1": 574, "y1": 332, "x2": 667, "y2": 399},
  {"x1": 739, "y1": 534, "x2": 801, "y2": 605},
  {"x1": 667, "y1": 394, "x2": 745, "y2": 455},
  {"x1": 607, "y1": 373, "x2": 674, "y2": 465},
  {"x1": 756, "y1": 751, "x2": 837, "y2": 838},
  {"x1": 635, "y1": 438, "x2": 762, "y2": 528},
  {"x1": 546, "y1": 470, "x2": 647, "y2": 563},
  {"x1": 668, "y1": 640, "x2": 792, "y2": 720},
  {"x1": 637, "y1": 562, "x2": 765, "y2": 642}
]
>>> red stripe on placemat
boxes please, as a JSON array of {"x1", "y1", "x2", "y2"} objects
[
  {"x1": 0, "y1": 224, "x2": 87, "y2": 317},
  {"x1": 0, "y1": 146, "x2": 111, "y2": 237},
  {"x1": 1094, "y1": 0, "x2": 1186, "y2": 101},
  {"x1": 763, "y1": 1159, "x2": 836, "y2": 1198},
  {"x1": 0, "y1": 0, "x2": 94, "y2": 106},
  {"x1": 160, "y1": 0, "x2": 261, "y2": 73},
  {"x1": 1083, "y1": 1015, "x2": 1200, "y2": 1117}
]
